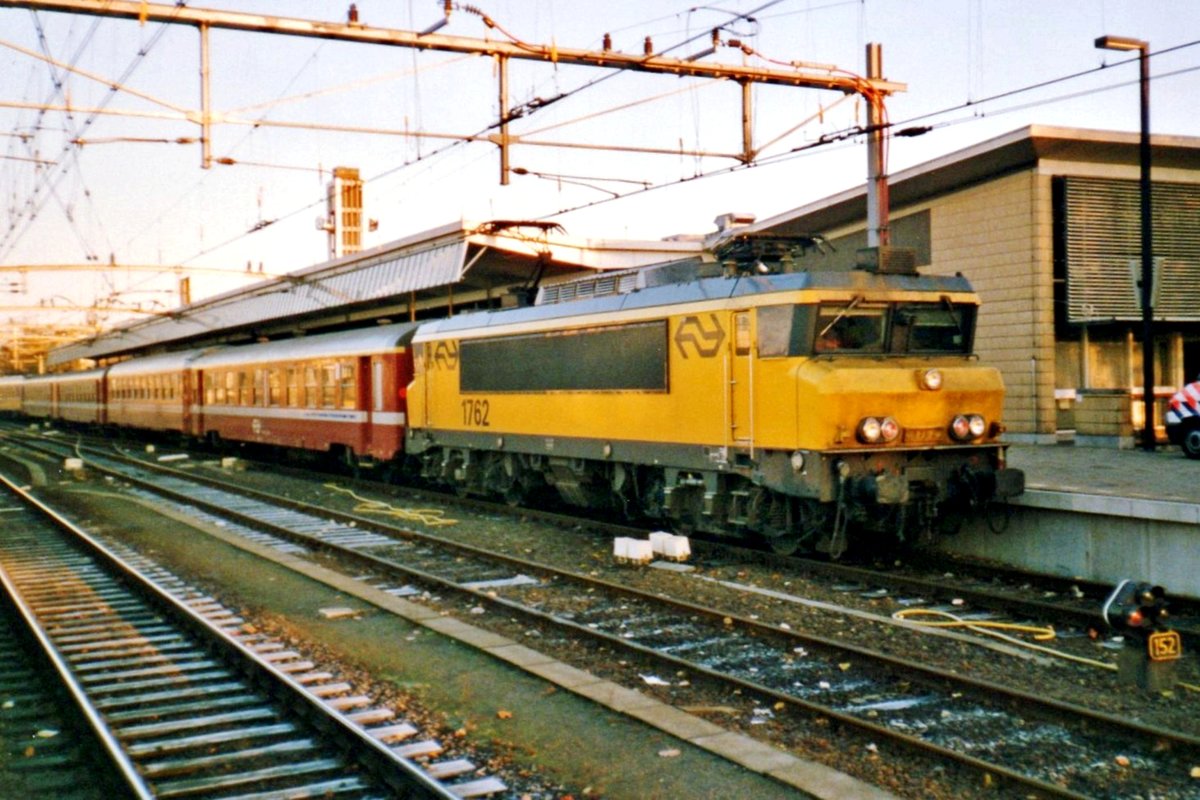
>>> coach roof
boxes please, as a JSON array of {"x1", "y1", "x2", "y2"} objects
[{"x1": 192, "y1": 322, "x2": 420, "y2": 370}]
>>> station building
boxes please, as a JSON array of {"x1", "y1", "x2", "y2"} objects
[{"x1": 749, "y1": 125, "x2": 1200, "y2": 447}]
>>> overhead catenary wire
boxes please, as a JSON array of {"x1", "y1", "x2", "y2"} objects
[
  {"x1": 5, "y1": 5, "x2": 1197, "y2": 273},
  {"x1": 172, "y1": 0, "x2": 785, "y2": 265},
  {"x1": 0, "y1": 3, "x2": 193, "y2": 261},
  {"x1": 531, "y1": 49, "x2": 1200, "y2": 224}
]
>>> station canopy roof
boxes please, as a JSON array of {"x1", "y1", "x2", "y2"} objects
[{"x1": 48, "y1": 219, "x2": 702, "y2": 366}]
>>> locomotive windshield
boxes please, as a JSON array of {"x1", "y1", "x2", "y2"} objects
[{"x1": 757, "y1": 299, "x2": 976, "y2": 357}]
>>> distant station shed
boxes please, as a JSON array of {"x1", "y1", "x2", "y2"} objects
[{"x1": 49, "y1": 220, "x2": 701, "y2": 367}]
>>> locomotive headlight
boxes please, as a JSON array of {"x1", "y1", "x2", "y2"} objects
[
  {"x1": 790, "y1": 450, "x2": 805, "y2": 472},
  {"x1": 968, "y1": 414, "x2": 987, "y2": 438},
  {"x1": 950, "y1": 414, "x2": 987, "y2": 441},
  {"x1": 857, "y1": 417, "x2": 883, "y2": 443},
  {"x1": 919, "y1": 368, "x2": 943, "y2": 391},
  {"x1": 879, "y1": 416, "x2": 901, "y2": 443}
]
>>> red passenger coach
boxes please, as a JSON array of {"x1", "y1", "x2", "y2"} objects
[
  {"x1": 191, "y1": 323, "x2": 419, "y2": 464},
  {"x1": 107, "y1": 350, "x2": 205, "y2": 433}
]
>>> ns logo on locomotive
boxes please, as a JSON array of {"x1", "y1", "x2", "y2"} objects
[
  {"x1": 0, "y1": 235, "x2": 1024, "y2": 559},
  {"x1": 406, "y1": 235, "x2": 1024, "y2": 558}
]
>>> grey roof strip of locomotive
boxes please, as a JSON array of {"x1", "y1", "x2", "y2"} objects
[{"x1": 420, "y1": 269, "x2": 977, "y2": 337}]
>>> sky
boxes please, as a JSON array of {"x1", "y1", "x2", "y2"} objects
[{"x1": 1, "y1": 0, "x2": 1198, "y2": 330}]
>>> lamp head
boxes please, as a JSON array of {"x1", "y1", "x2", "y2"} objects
[{"x1": 1094, "y1": 35, "x2": 1148, "y2": 52}]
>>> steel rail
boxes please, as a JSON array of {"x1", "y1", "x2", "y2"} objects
[
  {"x1": 0, "y1": 461, "x2": 460, "y2": 800},
  {"x1": 0, "y1": 474, "x2": 155, "y2": 798}
]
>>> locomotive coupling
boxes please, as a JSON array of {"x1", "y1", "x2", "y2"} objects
[{"x1": 840, "y1": 472, "x2": 910, "y2": 505}]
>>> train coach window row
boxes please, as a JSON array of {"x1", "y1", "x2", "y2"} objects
[
  {"x1": 203, "y1": 359, "x2": 357, "y2": 410},
  {"x1": 111, "y1": 374, "x2": 181, "y2": 401},
  {"x1": 59, "y1": 383, "x2": 99, "y2": 403}
]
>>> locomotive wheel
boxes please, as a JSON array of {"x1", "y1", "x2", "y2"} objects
[
  {"x1": 751, "y1": 489, "x2": 800, "y2": 555},
  {"x1": 639, "y1": 471, "x2": 667, "y2": 519}
]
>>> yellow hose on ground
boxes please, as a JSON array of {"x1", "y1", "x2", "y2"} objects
[
  {"x1": 323, "y1": 483, "x2": 457, "y2": 527},
  {"x1": 893, "y1": 607, "x2": 1117, "y2": 671}
]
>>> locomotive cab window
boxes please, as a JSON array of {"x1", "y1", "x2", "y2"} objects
[
  {"x1": 814, "y1": 301, "x2": 887, "y2": 353},
  {"x1": 892, "y1": 301, "x2": 975, "y2": 354}
]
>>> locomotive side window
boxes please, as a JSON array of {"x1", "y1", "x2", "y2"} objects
[
  {"x1": 734, "y1": 313, "x2": 752, "y2": 355},
  {"x1": 757, "y1": 304, "x2": 814, "y2": 357}
]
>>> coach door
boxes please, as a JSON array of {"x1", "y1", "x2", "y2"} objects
[
  {"x1": 368, "y1": 356, "x2": 384, "y2": 450},
  {"x1": 729, "y1": 311, "x2": 753, "y2": 450}
]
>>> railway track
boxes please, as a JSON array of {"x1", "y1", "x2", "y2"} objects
[
  {"x1": 11, "y1": 433, "x2": 1200, "y2": 799},
  {"x1": 14, "y1": 424, "x2": 1199, "y2": 649},
  {"x1": 0, "y1": 467, "x2": 501, "y2": 799},
  {"x1": 0, "y1": 562, "x2": 129, "y2": 798}
]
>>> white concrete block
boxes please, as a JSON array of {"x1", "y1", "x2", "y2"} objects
[
  {"x1": 649, "y1": 531, "x2": 673, "y2": 554},
  {"x1": 627, "y1": 539, "x2": 653, "y2": 564},
  {"x1": 662, "y1": 535, "x2": 691, "y2": 561},
  {"x1": 613, "y1": 537, "x2": 631, "y2": 561}
]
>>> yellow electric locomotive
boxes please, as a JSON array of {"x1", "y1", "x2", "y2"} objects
[{"x1": 406, "y1": 239, "x2": 1023, "y2": 556}]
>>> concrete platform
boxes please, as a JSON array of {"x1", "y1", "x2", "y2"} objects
[
  {"x1": 941, "y1": 443, "x2": 1200, "y2": 599},
  {"x1": 1007, "y1": 443, "x2": 1197, "y2": 507}
]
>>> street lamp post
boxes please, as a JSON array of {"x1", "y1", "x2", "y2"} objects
[{"x1": 1095, "y1": 35, "x2": 1154, "y2": 451}]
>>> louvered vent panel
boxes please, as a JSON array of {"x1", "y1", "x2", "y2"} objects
[
  {"x1": 1064, "y1": 177, "x2": 1200, "y2": 323},
  {"x1": 537, "y1": 269, "x2": 641, "y2": 305}
]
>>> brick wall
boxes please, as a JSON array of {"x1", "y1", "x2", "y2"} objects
[{"x1": 919, "y1": 169, "x2": 1056, "y2": 438}]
